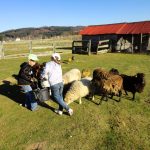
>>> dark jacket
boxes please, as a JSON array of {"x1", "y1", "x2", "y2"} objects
[{"x1": 18, "y1": 62, "x2": 33, "y2": 85}]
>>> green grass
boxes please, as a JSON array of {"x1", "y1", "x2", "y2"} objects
[{"x1": 0, "y1": 53, "x2": 150, "y2": 150}]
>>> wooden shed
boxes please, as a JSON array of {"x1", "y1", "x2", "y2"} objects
[{"x1": 73, "y1": 21, "x2": 150, "y2": 54}]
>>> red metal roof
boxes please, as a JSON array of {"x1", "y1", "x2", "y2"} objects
[{"x1": 80, "y1": 21, "x2": 150, "y2": 35}]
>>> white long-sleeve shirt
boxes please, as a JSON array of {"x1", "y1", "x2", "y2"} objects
[{"x1": 42, "y1": 61, "x2": 63, "y2": 86}]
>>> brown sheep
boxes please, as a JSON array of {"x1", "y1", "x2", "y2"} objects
[
  {"x1": 93, "y1": 68, "x2": 110, "y2": 80},
  {"x1": 91, "y1": 68, "x2": 123, "y2": 104}
]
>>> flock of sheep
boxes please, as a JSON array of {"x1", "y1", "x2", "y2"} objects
[
  {"x1": 62, "y1": 68, "x2": 145, "y2": 105},
  {"x1": 32, "y1": 63, "x2": 146, "y2": 105}
]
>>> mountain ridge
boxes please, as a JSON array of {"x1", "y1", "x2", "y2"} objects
[{"x1": 0, "y1": 26, "x2": 85, "y2": 40}]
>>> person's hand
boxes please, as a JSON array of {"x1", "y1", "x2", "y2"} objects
[
  {"x1": 31, "y1": 78, "x2": 37, "y2": 82},
  {"x1": 31, "y1": 78, "x2": 34, "y2": 82}
]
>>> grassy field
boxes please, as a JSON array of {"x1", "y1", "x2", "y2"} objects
[{"x1": 0, "y1": 53, "x2": 150, "y2": 150}]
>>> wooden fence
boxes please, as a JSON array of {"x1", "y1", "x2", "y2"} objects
[{"x1": 0, "y1": 39, "x2": 74, "y2": 59}]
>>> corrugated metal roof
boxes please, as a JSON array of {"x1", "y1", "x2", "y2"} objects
[{"x1": 80, "y1": 21, "x2": 150, "y2": 35}]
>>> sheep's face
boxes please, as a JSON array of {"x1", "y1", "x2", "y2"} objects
[
  {"x1": 64, "y1": 97, "x2": 73, "y2": 104},
  {"x1": 82, "y1": 69, "x2": 91, "y2": 78},
  {"x1": 109, "y1": 68, "x2": 119, "y2": 75},
  {"x1": 137, "y1": 73, "x2": 145, "y2": 85},
  {"x1": 136, "y1": 73, "x2": 146, "y2": 93}
]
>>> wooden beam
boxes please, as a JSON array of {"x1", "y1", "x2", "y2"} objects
[
  {"x1": 147, "y1": 33, "x2": 150, "y2": 51},
  {"x1": 0, "y1": 42, "x2": 4, "y2": 59},
  {"x1": 131, "y1": 34, "x2": 134, "y2": 54},
  {"x1": 98, "y1": 45, "x2": 109, "y2": 48},
  {"x1": 72, "y1": 41, "x2": 75, "y2": 54},
  {"x1": 29, "y1": 41, "x2": 32, "y2": 53},
  {"x1": 88, "y1": 40, "x2": 91, "y2": 55},
  {"x1": 140, "y1": 33, "x2": 143, "y2": 53},
  {"x1": 0, "y1": 42, "x2": 2, "y2": 59}
]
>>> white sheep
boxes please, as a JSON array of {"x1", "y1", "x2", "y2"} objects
[
  {"x1": 63, "y1": 68, "x2": 81, "y2": 85},
  {"x1": 64, "y1": 77, "x2": 92, "y2": 104}
]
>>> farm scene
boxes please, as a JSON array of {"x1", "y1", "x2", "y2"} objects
[{"x1": 0, "y1": 1, "x2": 150, "y2": 150}]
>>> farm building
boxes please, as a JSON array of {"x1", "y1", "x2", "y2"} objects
[{"x1": 72, "y1": 21, "x2": 150, "y2": 54}]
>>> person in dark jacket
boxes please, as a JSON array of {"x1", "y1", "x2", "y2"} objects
[{"x1": 18, "y1": 54, "x2": 39, "y2": 111}]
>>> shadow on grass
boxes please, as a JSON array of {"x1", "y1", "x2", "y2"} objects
[
  {"x1": 0, "y1": 80, "x2": 54, "y2": 112},
  {"x1": 0, "y1": 80, "x2": 25, "y2": 104}
]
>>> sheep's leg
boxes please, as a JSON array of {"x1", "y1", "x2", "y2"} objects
[
  {"x1": 79, "y1": 97, "x2": 82, "y2": 104},
  {"x1": 90, "y1": 92, "x2": 95, "y2": 101},
  {"x1": 132, "y1": 92, "x2": 135, "y2": 100},
  {"x1": 98, "y1": 96, "x2": 103, "y2": 105},
  {"x1": 99, "y1": 94, "x2": 108, "y2": 105},
  {"x1": 104, "y1": 94, "x2": 108, "y2": 101},
  {"x1": 125, "y1": 90, "x2": 128, "y2": 95},
  {"x1": 110, "y1": 93, "x2": 114, "y2": 99},
  {"x1": 92, "y1": 95, "x2": 95, "y2": 101},
  {"x1": 118, "y1": 90, "x2": 122, "y2": 102}
]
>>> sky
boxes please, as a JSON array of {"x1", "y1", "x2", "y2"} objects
[{"x1": 0, "y1": 0, "x2": 150, "y2": 32}]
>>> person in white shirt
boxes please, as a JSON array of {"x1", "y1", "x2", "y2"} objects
[{"x1": 42, "y1": 53, "x2": 73, "y2": 116}]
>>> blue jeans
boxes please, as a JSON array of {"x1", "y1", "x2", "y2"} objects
[
  {"x1": 51, "y1": 82, "x2": 69, "y2": 111},
  {"x1": 21, "y1": 85, "x2": 38, "y2": 111}
]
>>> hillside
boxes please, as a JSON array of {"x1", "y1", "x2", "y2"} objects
[{"x1": 0, "y1": 26, "x2": 85, "y2": 41}]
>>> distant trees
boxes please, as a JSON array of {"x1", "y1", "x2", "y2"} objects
[
  {"x1": 0, "y1": 26, "x2": 85, "y2": 41},
  {"x1": 0, "y1": 35, "x2": 3, "y2": 41}
]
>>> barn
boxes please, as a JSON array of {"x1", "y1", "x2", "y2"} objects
[{"x1": 72, "y1": 21, "x2": 150, "y2": 54}]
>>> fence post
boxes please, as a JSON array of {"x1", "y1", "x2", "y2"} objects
[
  {"x1": 72, "y1": 41, "x2": 75, "y2": 54},
  {"x1": 140, "y1": 33, "x2": 143, "y2": 53},
  {"x1": 29, "y1": 41, "x2": 32, "y2": 53},
  {"x1": 88, "y1": 40, "x2": 91, "y2": 55},
  {"x1": 0, "y1": 42, "x2": 4, "y2": 59},
  {"x1": 0, "y1": 42, "x2": 2, "y2": 59}
]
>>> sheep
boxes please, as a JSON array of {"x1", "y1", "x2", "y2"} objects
[
  {"x1": 91, "y1": 68, "x2": 123, "y2": 104},
  {"x1": 40, "y1": 63, "x2": 50, "y2": 88},
  {"x1": 64, "y1": 77, "x2": 92, "y2": 105},
  {"x1": 32, "y1": 62, "x2": 50, "y2": 89},
  {"x1": 81, "y1": 69, "x2": 91, "y2": 78},
  {"x1": 109, "y1": 68, "x2": 119, "y2": 75},
  {"x1": 63, "y1": 68, "x2": 81, "y2": 85},
  {"x1": 93, "y1": 68, "x2": 111, "y2": 80},
  {"x1": 63, "y1": 81, "x2": 74, "y2": 98},
  {"x1": 120, "y1": 73, "x2": 145, "y2": 100},
  {"x1": 109, "y1": 69, "x2": 146, "y2": 100}
]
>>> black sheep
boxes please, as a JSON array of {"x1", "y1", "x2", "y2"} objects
[
  {"x1": 109, "y1": 68, "x2": 119, "y2": 75},
  {"x1": 121, "y1": 73, "x2": 145, "y2": 100}
]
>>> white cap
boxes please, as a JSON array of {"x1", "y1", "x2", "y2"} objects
[
  {"x1": 28, "y1": 54, "x2": 39, "y2": 61},
  {"x1": 51, "y1": 53, "x2": 61, "y2": 61}
]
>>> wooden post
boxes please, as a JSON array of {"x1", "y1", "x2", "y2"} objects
[
  {"x1": 0, "y1": 42, "x2": 2, "y2": 59},
  {"x1": 72, "y1": 41, "x2": 75, "y2": 54},
  {"x1": 131, "y1": 34, "x2": 134, "y2": 53},
  {"x1": 140, "y1": 33, "x2": 143, "y2": 53},
  {"x1": 148, "y1": 34, "x2": 150, "y2": 50},
  {"x1": 29, "y1": 41, "x2": 32, "y2": 53},
  {"x1": 88, "y1": 40, "x2": 91, "y2": 55},
  {"x1": 0, "y1": 42, "x2": 4, "y2": 59},
  {"x1": 2, "y1": 43, "x2": 4, "y2": 58}
]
